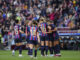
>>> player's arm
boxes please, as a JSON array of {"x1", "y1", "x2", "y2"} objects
[
  {"x1": 38, "y1": 23, "x2": 41, "y2": 27},
  {"x1": 26, "y1": 31, "x2": 30, "y2": 36},
  {"x1": 25, "y1": 31, "x2": 28, "y2": 36},
  {"x1": 25, "y1": 27, "x2": 28, "y2": 36},
  {"x1": 19, "y1": 30, "x2": 24, "y2": 33},
  {"x1": 37, "y1": 32, "x2": 40, "y2": 43},
  {"x1": 46, "y1": 31, "x2": 52, "y2": 33},
  {"x1": 46, "y1": 29, "x2": 52, "y2": 33},
  {"x1": 46, "y1": 25, "x2": 52, "y2": 33},
  {"x1": 51, "y1": 27, "x2": 57, "y2": 32},
  {"x1": 19, "y1": 26, "x2": 24, "y2": 33}
]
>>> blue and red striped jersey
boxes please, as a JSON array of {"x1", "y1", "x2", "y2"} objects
[
  {"x1": 39, "y1": 23, "x2": 48, "y2": 36},
  {"x1": 28, "y1": 26, "x2": 38, "y2": 41},
  {"x1": 50, "y1": 24, "x2": 59, "y2": 37},
  {"x1": 14, "y1": 24, "x2": 21, "y2": 38}
]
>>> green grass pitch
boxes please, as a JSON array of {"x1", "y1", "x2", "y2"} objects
[{"x1": 0, "y1": 50, "x2": 80, "y2": 60}]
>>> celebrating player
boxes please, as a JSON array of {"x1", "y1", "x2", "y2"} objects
[
  {"x1": 12, "y1": 20, "x2": 24, "y2": 57},
  {"x1": 38, "y1": 18, "x2": 48, "y2": 56},
  {"x1": 25, "y1": 20, "x2": 30, "y2": 55},
  {"x1": 28, "y1": 20, "x2": 39, "y2": 58},
  {"x1": 47, "y1": 20, "x2": 54, "y2": 56},
  {"x1": 50, "y1": 21, "x2": 61, "y2": 57}
]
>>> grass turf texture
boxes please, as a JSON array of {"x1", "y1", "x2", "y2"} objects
[{"x1": 0, "y1": 50, "x2": 80, "y2": 60}]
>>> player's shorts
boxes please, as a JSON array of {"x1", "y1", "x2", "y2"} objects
[
  {"x1": 53, "y1": 33, "x2": 59, "y2": 41},
  {"x1": 40, "y1": 36, "x2": 49, "y2": 41},
  {"x1": 28, "y1": 40, "x2": 38, "y2": 45},
  {"x1": 48, "y1": 36, "x2": 54, "y2": 41},
  {"x1": 15, "y1": 38, "x2": 22, "y2": 43}
]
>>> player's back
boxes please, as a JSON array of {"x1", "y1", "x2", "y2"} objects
[
  {"x1": 40, "y1": 22, "x2": 48, "y2": 36},
  {"x1": 14, "y1": 24, "x2": 21, "y2": 38},
  {"x1": 28, "y1": 26, "x2": 38, "y2": 41}
]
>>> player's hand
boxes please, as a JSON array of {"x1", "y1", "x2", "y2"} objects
[{"x1": 49, "y1": 30, "x2": 52, "y2": 33}]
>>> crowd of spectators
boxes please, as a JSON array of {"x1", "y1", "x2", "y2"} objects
[{"x1": 0, "y1": 0, "x2": 80, "y2": 50}]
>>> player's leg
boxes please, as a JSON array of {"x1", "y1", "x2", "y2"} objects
[
  {"x1": 45, "y1": 37, "x2": 49, "y2": 56},
  {"x1": 26, "y1": 43, "x2": 30, "y2": 55},
  {"x1": 49, "y1": 40, "x2": 53, "y2": 56},
  {"x1": 29, "y1": 41, "x2": 34, "y2": 58},
  {"x1": 50, "y1": 37, "x2": 54, "y2": 56},
  {"x1": 53, "y1": 38, "x2": 61, "y2": 57},
  {"x1": 34, "y1": 43, "x2": 38, "y2": 58},
  {"x1": 12, "y1": 38, "x2": 23, "y2": 57},
  {"x1": 12, "y1": 39, "x2": 19, "y2": 56},
  {"x1": 18, "y1": 37, "x2": 23, "y2": 57},
  {"x1": 18, "y1": 43, "x2": 23, "y2": 57},
  {"x1": 25, "y1": 37, "x2": 30, "y2": 55},
  {"x1": 12, "y1": 45, "x2": 19, "y2": 56},
  {"x1": 40, "y1": 36, "x2": 45, "y2": 56},
  {"x1": 41, "y1": 41, "x2": 45, "y2": 56}
]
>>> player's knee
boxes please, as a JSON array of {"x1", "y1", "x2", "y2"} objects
[
  {"x1": 54, "y1": 40, "x2": 59, "y2": 46},
  {"x1": 45, "y1": 41, "x2": 48, "y2": 46},
  {"x1": 29, "y1": 44, "x2": 33, "y2": 49},
  {"x1": 41, "y1": 41, "x2": 44, "y2": 46},
  {"x1": 49, "y1": 41, "x2": 52, "y2": 47}
]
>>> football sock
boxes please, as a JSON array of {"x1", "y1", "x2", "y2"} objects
[
  {"x1": 34, "y1": 50, "x2": 37, "y2": 57},
  {"x1": 28, "y1": 48, "x2": 30, "y2": 55},
  {"x1": 45, "y1": 46, "x2": 48, "y2": 55},
  {"x1": 41, "y1": 46, "x2": 44, "y2": 55},
  {"x1": 56, "y1": 44, "x2": 60, "y2": 54},
  {"x1": 19, "y1": 46, "x2": 22, "y2": 54},
  {"x1": 54, "y1": 45, "x2": 60, "y2": 54},
  {"x1": 49, "y1": 47, "x2": 53, "y2": 54},
  {"x1": 51, "y1": 47, "x2": 53, "y2": 54},
  {"x1": 54, "y1": 46, "x2": 57, "y2": 54},
  {"x1": 30, "y1": 49, "x2": 33, "y2": 55}
]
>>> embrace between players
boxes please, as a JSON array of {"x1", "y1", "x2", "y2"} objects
[{"x1": 12, "y1": 18, "x2": 61, "y2": 58}]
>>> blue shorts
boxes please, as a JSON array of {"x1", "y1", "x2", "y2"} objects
[
  {"x1": 15, "y1": 38, "x2": 22, "y2": 43},
  {"x1": 29, "y1": 40, "x2": 38, "y2": 45},
  {"x1": 48, "y1": 36, "x2": 54, "y2": 41},
  {"x1": 40, "y1": 36, "x2": 48, "y2": 41}
]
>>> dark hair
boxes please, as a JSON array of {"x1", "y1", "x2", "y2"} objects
[{"x1": 32, "y1": 20, "x2": 38, "y2": 25}]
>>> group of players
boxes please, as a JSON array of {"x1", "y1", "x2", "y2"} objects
[{"x1": 12, "y1": 18, "x2": 61, "y2": 58}]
